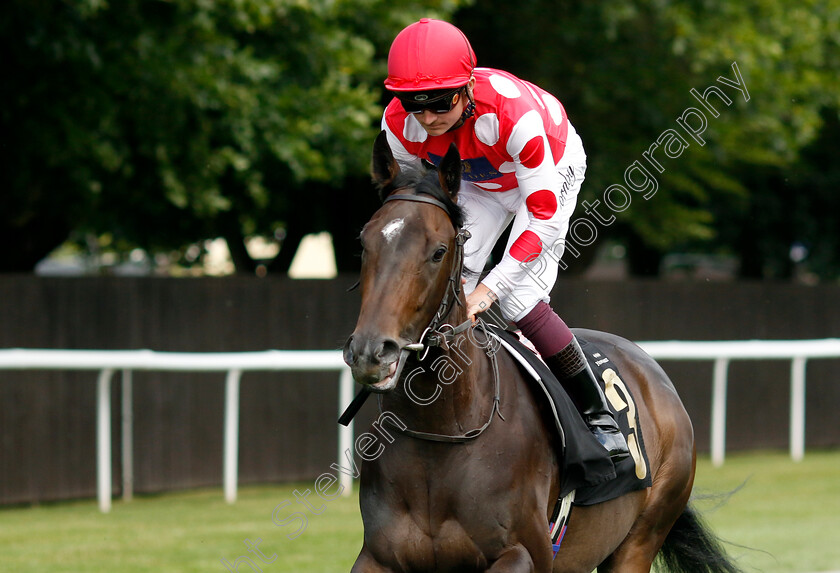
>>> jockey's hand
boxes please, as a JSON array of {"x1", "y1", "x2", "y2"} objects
[{"x1": 465, "y1": 282, "x2": 498, "y2": 323}]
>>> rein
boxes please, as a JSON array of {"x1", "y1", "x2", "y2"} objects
[{"x1": 378, "y1": 318, "x2": 504, "y2": 443}]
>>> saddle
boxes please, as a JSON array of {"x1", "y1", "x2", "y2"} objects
[{"x1": 489, "y1": 326, "x2": 652, "y2": 506}]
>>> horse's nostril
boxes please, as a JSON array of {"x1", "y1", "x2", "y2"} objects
[
  {"x1": 345, "y1": 334, "x2": 400, "y2": 368},
  {"x1": 343, "y1": 336, "x2": 357, "y2": 366},
  {"x1": 375, "y1": 338, "x2": 401, "y2": 364}
]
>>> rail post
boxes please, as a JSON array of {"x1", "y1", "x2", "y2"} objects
[
  {"x1": 711, "y1": 358, "x2": 729, "y2": 467},
  {"x1": 790, "y1": 357, "x2": 807, "y2": 462},
  {"x1": 338, "y1": 367, "x2": 355, "y2": 496},
  {"x1": 97, "y1": 369, "x2": 115, "y2": 513},
  {"x1": 223, "y1": 370, "x2": 242, "y2": 504}
]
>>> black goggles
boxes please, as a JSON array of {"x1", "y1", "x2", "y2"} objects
[{"x1": 397, "y1": 87, "x2": 464, "y2": 114}]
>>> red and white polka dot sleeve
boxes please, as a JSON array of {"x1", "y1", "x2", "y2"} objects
[
  {"x1": 482, "y1": 109, "x2": 569, "y2": 294},
  {"x1": 381, "y1": 104, "x2": 424, "y2": 173}
]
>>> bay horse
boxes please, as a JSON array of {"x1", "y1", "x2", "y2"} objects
[{"x1": 341, "y1": 131, "x2": 741, "y2": 573}]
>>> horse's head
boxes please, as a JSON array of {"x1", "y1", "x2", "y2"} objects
[{"x1": 343, "y1": 131, "x2": 465, "y2": 392}]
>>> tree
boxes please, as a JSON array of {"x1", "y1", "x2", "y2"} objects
[
  {"x1": 1, "y1": 0, "x2": 467, "y2": 273},
  {"x1": 454, "y1": 0, "x2": 840, "y2": 276},
  {"x1": 7, "y1": 0, "x2": 839, "y2": 279},
  {"x1": 703, "y1": 107, "x2": 840, "y2": 280}
]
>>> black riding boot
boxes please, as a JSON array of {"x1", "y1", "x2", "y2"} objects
[{"x1": 544, "y1": 337, "x2": 630, "y2": 460}]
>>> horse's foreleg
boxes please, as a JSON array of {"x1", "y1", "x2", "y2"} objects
[
  {"x1": 350, "y1": 545, "x2": 394, "y2": 573},
  {"x1": 486, "y1": 544, "x2": 544, "y2": 573}
]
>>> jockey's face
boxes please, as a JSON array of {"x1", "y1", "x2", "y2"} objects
[
  {"x1": 411, "y1": 77, "x2": 475, "y2": 137},
  {"x1": 413, "y1": 101, "x2": 464, "y2": 136}
]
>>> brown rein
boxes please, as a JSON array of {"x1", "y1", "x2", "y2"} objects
[{"x1": 378, "y1": 318, "x2": 504, "y2": 443}]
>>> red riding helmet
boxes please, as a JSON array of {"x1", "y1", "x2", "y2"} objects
[{"x1": 385, "y1": 18, "x2": 476, "y2": 92}]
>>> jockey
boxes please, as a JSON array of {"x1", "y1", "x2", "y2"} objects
[{"x1": 381, "y1": 18, "x2": 629, "y2": 460}]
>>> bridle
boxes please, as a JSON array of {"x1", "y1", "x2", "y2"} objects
[
  {"x1": 369, "y1": 192, "x2": 503, "y2": 443},
  {"x1": 340, "y1": 191, "x2": 476, "y2": 428},
  {"x1": 382, "y1": 193, "x2": 472, "y2": 361},
  {"x1": 339, "y1": 190, "x2": 503, "y2": 435}
]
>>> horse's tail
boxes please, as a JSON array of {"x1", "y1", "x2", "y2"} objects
[{"x1": 656, "y1": 504, "x2": 743, "y2": 573}]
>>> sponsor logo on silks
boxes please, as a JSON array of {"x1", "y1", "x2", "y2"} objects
[{"x1": 427, "y1": 153, "x2": 502, "y2": 182}]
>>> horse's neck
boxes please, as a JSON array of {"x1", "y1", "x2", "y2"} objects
[{"x1": 383, "y1": 322, "x2": 493, "y2": 434}]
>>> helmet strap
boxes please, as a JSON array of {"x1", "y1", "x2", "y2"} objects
[
  {"x1": 461, "y1": 98, "x2": 476, "y2": 121},
  {"x1": 446, "y1": 86, "x2": 475, "y2": 133}
]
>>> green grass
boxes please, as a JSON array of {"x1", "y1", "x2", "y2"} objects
[
  {"x1": 0, "y1": 450, "x2": 837, "y2": 572},
  {"x1": 692, "y1": 450, "x2": 840, "y2": 573},
  {"x1": 0, "y1": 484, "x2": 363, "y2": 573}
]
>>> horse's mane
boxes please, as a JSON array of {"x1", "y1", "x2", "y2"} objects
[{"x1": 378, "y1": 165, "x2": 465, "y2": 230}]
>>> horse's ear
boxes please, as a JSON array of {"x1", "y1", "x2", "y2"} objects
[
  {"x1": 438, "y1": 143, "x2": 462, "y2": 199},
  {"x1": 372, "y1": 131, "x2": 400, "y2": 199}
]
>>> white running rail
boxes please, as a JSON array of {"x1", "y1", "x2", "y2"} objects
[
  {"x1": 636, "y1": 338, "x2": 840, "y2": 467},
  {"x1": 1, "y1": 338, "x2": 839, "y2": 513},
  {"x1": 0, "y1": 349, "x2": 352, "y2": 513}
]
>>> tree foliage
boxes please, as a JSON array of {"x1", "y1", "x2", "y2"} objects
[
  {"x1": 4, "y1": 0, "x2": 840, "y2": 279},
  {"x1": 1, "y1": 0, "x2": 465, "y2": 272},
  {"x1": 455, "y1": 0, "x2": 840, "y2": 277}
]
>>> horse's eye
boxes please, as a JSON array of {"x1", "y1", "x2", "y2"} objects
[{"x1": 432, "y1": 247, "x2": 447, "y2": 263}]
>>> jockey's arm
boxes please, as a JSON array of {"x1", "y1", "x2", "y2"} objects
[
  {"x1": 479, "y1": 112, "x2": 569, "y2": 303},
  {"x1": 381, "y1": 117, "x2": 424, "y2": 172}
]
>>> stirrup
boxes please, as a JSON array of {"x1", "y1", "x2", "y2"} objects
[
  {"x1": 587, "y1": 416, "x2": 630, "y2": 460},
  {"x1": 592, "y1": 428, "x2": 631, "y2": 461}
]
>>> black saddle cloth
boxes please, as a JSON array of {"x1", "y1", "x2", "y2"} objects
[{"x1": 491, "y1": 327, "x2": 652, "y2": 506}]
